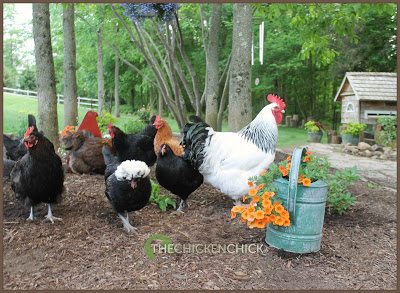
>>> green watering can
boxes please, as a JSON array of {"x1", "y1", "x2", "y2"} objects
[{"x1": 265, "y1": 147, "x2": 328, "y2": 253}]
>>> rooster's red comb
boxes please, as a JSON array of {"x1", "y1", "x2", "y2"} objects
[
  {"x1": 24, "y1": 126, "x2": 35, "y2": 138},
  {"x1": 154, "y1": 115, "x2": 161, "y2": 123},
  {"x1": 267, "y1": 94, "x2": 286, "y2": 110},
  {"x1": 107, "y1": 123, "x2": 113, "y2": 130}
]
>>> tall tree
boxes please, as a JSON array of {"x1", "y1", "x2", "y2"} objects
[
  {"x1": 97, "y1": 23, "x2": 105, "y2": 115},
  {"x1": 63, "y1": 3, "x2": 78, "y2": 126},
  {"x1": 32, "y1": 3, "x2": 59, "y2": 149},
  {"x1": 202, "y1": 4, "x2": 222, "y2": 129},
  {"x1": 114, "y1": 54, "x2": 120, "y2": 117},
  {"x1": 228, "y1": 4, "x2": 252, "y2": 131}
]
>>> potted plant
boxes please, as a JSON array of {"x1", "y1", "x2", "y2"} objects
[
  {"x1": 304, "y1": 120, "x2": 324, "y2": 143},
  {"x1": 341, "y1": 122, "x2": 366, "y2": 145},
  {"x1": 231, "y1": 148, "x2": 329, "y2": 253}
]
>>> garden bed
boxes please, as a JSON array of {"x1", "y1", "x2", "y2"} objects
[{"x1": 2, "y1": 167, "x2": 396, "y2": 290}]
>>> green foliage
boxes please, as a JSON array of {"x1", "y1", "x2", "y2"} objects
[
  {"x1": 18, "y1": 67, "x2": 36, "y2": 90},
  {"x1": 376, "y1": 117, "x2": 397, "y2": 147},
  {"x1": 119, "y1": 104, "x2": 135, "y2": 114},
  {"x1": 304, "y1": 120, "x2": 323, "y2": 133},
  {"x1": 136, "y1": 106, "x2": 152, "y2": 123},
  {"x1": 121, "y1": 119, "x2": 146, "y2": 134},
  {"x1": 326, "y1": 167, "x2": 359, "y2": 215},
  {"x1": 341, "y1": 122, "x2": 366, "y2": 136},
  {"x1": 96, "y1": 111, "x2": 117, "y2": 133},
  {"x1": 150, "y1": 180, "x2": 177, "y2": 212}
]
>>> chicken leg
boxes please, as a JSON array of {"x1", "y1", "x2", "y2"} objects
[
  {"x1": 177, "y1": 199, "x2": 188, "y2": 212},
  {"x1": 26, "y1": 206, "x2": 34, "y2": 221},
  {"x1": 118, "y1": 213, "x2": 137, "y2": 234},
  {"x1": 43, "y1": 204, "x2": 62, "y2": 223}
]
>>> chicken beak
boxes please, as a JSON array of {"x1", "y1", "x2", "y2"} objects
[
  {"x1": 281, "y1": 110, "x2": 285, "y2": 113},
  {"x1": 130, "y1": 179, "x2": 138, "y2": 189}
]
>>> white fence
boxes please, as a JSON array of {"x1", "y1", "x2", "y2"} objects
[{"x1": 3, "y1": 87, "x2": 99, "y2": 109}]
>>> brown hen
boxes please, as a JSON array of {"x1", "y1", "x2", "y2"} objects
[{"x1": 153, "y1": 116, "x2": 184, "y2": 157}]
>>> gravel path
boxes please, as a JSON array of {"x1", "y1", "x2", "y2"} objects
[{"x1": 280, "y1": 143, "x2": 397, "y2": 190}]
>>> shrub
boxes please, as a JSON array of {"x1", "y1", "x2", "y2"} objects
[
  {"x1": 96, "y1": 111, "x2": 117, "y2": 134},
  {"x1": 341, "y1": 122, "x2": 366, "y2": 136},
  {"x1": 376, "y1": 117, "x2": 397, "y2": 148},
  {"x1": 136, "y1": 106, "x2": 152, "y2": 123},
  {"x1": 304, "y1": 120, "x2": 324, "y2": 133},
  {"x1": 150, "y1": 180, "x2": 176, "y2": 212},
  {"x1": 121, "y1": 120, "x2": 146, "y2": 134}
]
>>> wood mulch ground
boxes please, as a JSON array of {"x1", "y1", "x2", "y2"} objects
[{"x1": 3, "y1": 165, "x2": 397, "y2": 289}]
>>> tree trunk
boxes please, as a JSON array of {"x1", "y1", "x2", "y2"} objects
[
  {"x1": 63, "y1": 3, "x2": 78, "y2": 126},
  {"x1": 32, "y1": 4, "x2": 59, "y2": 150},
  {"x1": 204, "y1": 4, "x2": 222, "y2": 129},
  {"x1": 114, "y1": 53, "x2": 120, "y2": 117},
  {"x1": 228, "y1": 4, "x2": 253, "y2": 132},
  {"x1": 158, "y1": 91, "x2": 164, "y2": 116},
  {"x1": 97, "y1": 25, "x2": 105, "y2": 115}
]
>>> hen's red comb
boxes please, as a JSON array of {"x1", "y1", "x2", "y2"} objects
[
  {"x1": 107, "y1": 123, "x2": 113, "y2": 130},
  {"x1": 24, "y1": 126, "x2": 35, "y2": 138},
  {"x1": 154, "y1": 115, "x2": 161, "y2": 123},
  {"x1": 267, "y1": 94, "x2": 286, "y2": 110}
]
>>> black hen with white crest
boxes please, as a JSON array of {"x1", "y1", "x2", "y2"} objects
[{"x1": 105, "y1": 159, "x2": 151, "y2": 233}]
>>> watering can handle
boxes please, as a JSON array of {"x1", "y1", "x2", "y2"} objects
[{"x1": 286, "y1": 147, "x2": 306, "y2": 222}]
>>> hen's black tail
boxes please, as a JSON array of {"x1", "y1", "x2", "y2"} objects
[
  {"x1": 181, "y1": 121, "x2": 211, "y2": 170},
  {"x1": 102, "y1": 145, "x2": 120, "y2": 180},
  {"x1": 28, "y1": 114, "x2": 36, "y2": 127}
]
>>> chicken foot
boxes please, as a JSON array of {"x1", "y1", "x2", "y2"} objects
[
  {"x1": 26, "y1": 206, "x2": 34, "y2": 221},
  {"x1": 43, "y1": 204, "x2": 63, "y2": 224},
  {"x1": 118, "y1": 213, "x2": 137, "y2": 234}
]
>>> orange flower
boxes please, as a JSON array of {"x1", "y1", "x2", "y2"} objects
[
  {"x1": 232, "y1": 205, "x2": 246, "y2": 213},
  {"x1": 298, "y1": 174, "x2": 305, "y2": 183},
  {"x1": 262, "y1": 191, "x2": 274, "y2": 199},
  {"x1": 264, "y1": 206, "x2": 273, "y2": 215},
  {"x1": 248, "y1": 188, "x2": 257, "y2": 196},
  {"x1": 247, "y1": 205, "x2": 255, "y2": 213},
  {"x1": 242, "y1": 195, "x2": 247, "y2": 203},
  {"x1": 255, "y1": 210, "x2": 265, "y2": 220},
  {"x1": 231, "y1": 210, "x2": 236, "y2": 219},
  {"x1": 302, "y1": 178, "x2": 311, "y2": 187},
  {"x1": 274, "y1": 203, "x2": 284, "y2": 214},
  {"x1": 256, "y1": 183, "x2": 265, "y2": 191},
  {"x1": 246, "y1": 212, "x2": 256, "y2": 222},
  {"x1": 247, "y1": 221, "x2": 256, "y2": 229},
  {"x1": 286, "y1": 163, "x2": 291, "y2": 169},
  {"x1": 263, "y1": 216, "x2": 271, "y2": 225},
  {"x1": 248, "y1": 181, "x2": 254, "y2": 187},
  {"x1": 254, "y1": 219, "x2": 266, "y2": 229},
  {"x1": 259, "y1": 169, "x2": 267, "y2": 176},
  {"x1": 280, "y1": 210, "x2": 290, "y2": 219},
  {"x1": 241, "y1": 210, "x2": 248, "y2": 220},
  {"x1": 303, "y1": 156, "x2": 311, "y2": 163},
  {"x1": 269, "y1": 214, "x2": 277, "y2": 222},
  {"x1": 287, "y1": 156, "x2": 292, "y2": 162},
  {"x1": 251, "y1": 195, "x2": 260, "y2": 203},
  {"x1": 279, "y1": 166, "x2": 289, "y2": 177},
  {"x1": 283, "y1": 218, "x2": 291, "y2": 226},
  {"x1": 60, "y1": 125, "x2": 76, "y2": 138},
  {"x1": 274, "y1": 217, "x2": 285, "y2": 226},
  {"x1": 306, "y1": 151, "x2": 312, "y2": 155},
  {"x1": 262, "y1": 199, "x2": 272, "y2": 209}
]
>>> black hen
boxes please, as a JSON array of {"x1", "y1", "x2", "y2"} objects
[
  {"x1": 108, "y1": 124, "x2": 156, "y2": 167},
  {"x1": 3, "y1": 134, "x2": 26, "y2": 161},
  {"x1": 102, "y1": 145, "x2": 120, "y2": 181},
  {"x1": 155, "y1": 143, "x2": 203, "y2": 212},
  {"x1": 105, "y1": 159, "x2": 151, "y2": 233},
  {"x1": 10, "y1": 115, "x2": 64, "y2": 223}
]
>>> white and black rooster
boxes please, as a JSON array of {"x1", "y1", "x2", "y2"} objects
[{"x1": 182, "y1": 94, "x2": 286, "y2": 204}]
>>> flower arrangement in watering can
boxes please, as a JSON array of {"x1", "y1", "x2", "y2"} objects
[{"x1": 231, "y1": 147, "x2": 329, "y2": 253}]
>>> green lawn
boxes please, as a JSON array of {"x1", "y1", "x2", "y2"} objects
[{"x1": 3, "y1": 92, "x2": 316, "y2": 148}]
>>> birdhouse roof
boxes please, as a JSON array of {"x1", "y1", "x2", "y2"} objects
[{"x1": 334, "y1": 72, "x2": 397, "y2": 102}]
